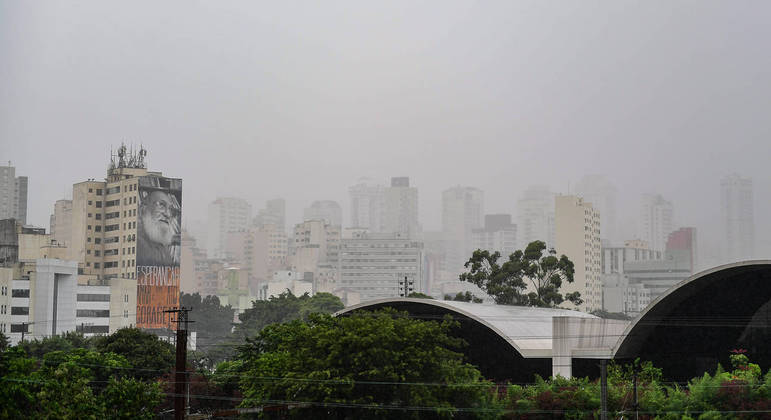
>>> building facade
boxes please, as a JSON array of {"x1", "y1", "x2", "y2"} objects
[
  {"x1": 720, "y1": 174, "x2": 754, "y2": 263},
  {"x1": 303, "y1": 200, "x2": 343, "y2": 226},
  {"x1": 555, "y1": 195, "x2": 602, "y2": 312},
  {"x1": 0, "y1": 164, "x2": 28, "y2": 224},
  {"x1": 638, "y1": 194, "x2": 673, "y2": 252},
  {"x1": 471, "y1": 214, "x2": 517, "y2": 257},
  {"x1": 339, "y1": 231, "x2": 423, "y2": 302},
  {"x1": 383, "y1": 177, "x2": 420, "y2": 237},
  {"x1": 442, "y1": 186, "x2": 484, "y2": 276},
  {"x1": 517, "y1": 185, "x2": 555, "y2": 250},
  {"x1": 206, "y1": 197, "x2": 252, "y2": 259},
  {"x1": 349, "y1": 178, "x2": 385, "y2": 231}
]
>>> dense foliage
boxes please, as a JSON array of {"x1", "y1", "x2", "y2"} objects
[
  {"x1": 235, "y1": 309, "x2": 501, "y2": 419},
  {"x1": 445, "y1": 291, "x2": 483, "y2": 303},
  {"x1": 460, "y1": 241, "x2": 582, "y2": 307}
]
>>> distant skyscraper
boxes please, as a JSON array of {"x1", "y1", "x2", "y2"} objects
[
  {"x1": 255, "y1": 198, "x2": 286, "y2": 233},
  {"x1": 638, "y1": 194, "x2": 673, "y2": 252},
  {"x1": 0, "y1": 163, "x2": 28, "y2": 224},
  {"x1": 472, "y1": 214, "x2": 517, "y2": 257},
  {"x1": 303, "y1": 200, "x2": 343, "y2": 226},
  {"x1": 555, "y1": 195, "x2": 602, "y2": 312},
  {"x1": 49, "y1": 199, "x2": 73, "y2": 246},
  {"x1": 349, "y1": 178, "x2": 385, "y2": 231},
  {"x1": 720, "y1": 174, "x2": 754, "y2": 263},
  {"x1": 574, "y1": 175, "x2": 618, "y2": 243},
  {"x1": 383, "y1": 177, "x2": 420, "y2": 237},
  {"x1": 442, "y1": 186, "x2": 484, "y2": 275},
  {"x1": 516, "y1": 185, "x2": 555, "y2": 250},
  {"x1": 667, "y1": 227, "x2": 698, "y2": 273},
  {"x1": 207, "y1": 197, "x2": 252, "y2": 259}
]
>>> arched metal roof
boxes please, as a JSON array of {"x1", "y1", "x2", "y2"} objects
[
  {"x1": 337, "y1": 298, "x2": 596, "y2": 358},
  {"x1": 612, "y1": 260, "x2": 771, "y2": 380}
]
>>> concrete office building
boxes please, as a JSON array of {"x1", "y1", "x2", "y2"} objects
[
  {"x1": 442, "y1": 186, "x2": 484, "y2": 276},
  {"x1": 602, "y1": 272, "x2": 651, "y2": 316},
  {"x1": 49, "y1": 199, "x2": 73, "y2": 247},
  {"x1": 207, "y1": 197, "x2": 252, "y2": 259},
  {"x1": 339, "y1": 231, "x2": 423, "y2": 302},
  {"x1": 0, "y1": 163, "x2": 28, "y2": 224},
  {"x1": 721, "y1": 174, "x2": 754, "y2": 263},
  {"x1": 555, "y1": 195, "x2": 602, "y2": 312},
  {"x1": 638, "y1": 194, "x2": 673, "y2": 252},
  {"x1": 254, "y1": 198, "x2": 286, "y2": 233},
  {"x1": 349, "y1": 178, "x2": 385, "y2": 231},
  {"x1": 303, "y1": 200, "x2": 343, "y2": 226},
  {"x1": 291, "y1": 220, "x2": 341, "y2": 291},
  {"x1": 517, "y1": 185, "x2": 556, "y2": 250},
  {"x1": 383, "y1": 177, "x2": 420, "y2": 238},
  {"x1": 601, "y1": 239, "x2": 662, "y2": 275},
  {"x1": 472, "y1": 214, "x2": 517, "y2": 257}
]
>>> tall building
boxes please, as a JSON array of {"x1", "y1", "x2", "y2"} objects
[
  {"x1": 555, "y1": 195, "x2": 602, "y2": 312},
  {"x1": 290, "y1": 220, "x2": 341, "y2": 291},
  {"x1": 348, "y1": 178, "x2": 385, "y2": 231},
  {"x1": 472, "y1": 214, "x2": 517, "y2": 257},
  {"x1": 255, "y1": 198, "x2": 286, "y2": 233},
  {"x1": 667, "y1": 227, "x2": 698, "y2": 273},
  {"x1": 638, "y1": 194, "x2": 673, "y2": 252},
  {"x1": 601, "y1": 239, "x2": 662, "y2": 275},
  {"x1": 206, "y1": 197, "x2": 252, "y2": 259},
  {"x1": 517, "y1": 185, "x2": 555, "y2": 250},
  {"x1": 0, "y1": 163, "x2": 28, "y2": 224},
  {"x1": 303, "y1": 200, "x2": 343, "y2": 226},
  {"x1": 720, "y1": 174, "x2": 754, "y2": 263},
  {"x1": 68, "y1": 144, "x2": 182, "y2": 330},
  {"x1": 383, "y1": 177, "x2": 420, "y2": 237},
  {"x1": 442, "y1": 186, "x2": 484, "y2": 275},
  {"x1": 49, "y1": 199, "x2": 73, "y2": 246},
  {"x1": 574, "y1": 175, "x2": 618, "y2": 243},
  {"x1": 339, "y1": 231, "x2": 423, "y2": 302}
]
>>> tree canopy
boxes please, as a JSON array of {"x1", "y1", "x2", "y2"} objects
[
  {"x1": 459, "y1": 240, "x2": 582, "y2": 307},
  {"x1": 92, "y1": 327, "x2": 175, "y2": 381},
  {"x1": 237, "y1": 309, "x2": 499, "y2": 419}
]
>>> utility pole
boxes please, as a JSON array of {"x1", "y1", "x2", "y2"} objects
[
  {"x1": 164, "y1": 307, "x2": 192, "y2": 420},
  {"x1": 600, "y1": 359, "x2": 608, "y2": 420},
  {"x1": 20, "y1": 322, "x2": 33, "y2": 342}
]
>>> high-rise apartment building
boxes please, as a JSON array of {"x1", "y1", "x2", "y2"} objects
[
  {"x1": 720, "y1": 174, "x2": 754, "y2": 263},
  {"x1": 517, "y1": 185, "x2": 555, "y2": 250},
  {"x1": 555, "y1": 195, "x2": 602, "y2": 312},
  {"x1": 68, "y1": 145, "x2": 182, "y2": 330},
  {"x1": 0, "y1": 164, "x2": 28, "y2": 224},
  {"x1": 442, "y1": 186, "x2": 484, "y2": 275},
  {"x1": 255, "y1": 198, "x2": 286, "y2": 233},
  {"x1": 472, "y1": 214, "x2": 517, "y2": 258},
  {"x1": 638, "y1": 194, "x2": 673, "y2": 252},
  {"x1": 383, "y1": 177, "x2": 420, "y2": 237},
  {"x1": 290, "y1": 220, "x2": 341, "y2": 291},
  {"x1": 206, "y1": 197, "x2": 252, "y2": 259},
  {"x1": 303, "y1": 200, "x2": 343, "y2": 226},
  {"x1": 574, "y1": 175, "x2": 618, "y2": 243},
  {"x1": 349, "y1": 178, "x2": 385, "y2": 231},
  {"x1": 339, "y1": 231, "x2": 423, "y2": 302},
  {"x1": 49, "y1": 199, "x2": 73, "y2": 246}
]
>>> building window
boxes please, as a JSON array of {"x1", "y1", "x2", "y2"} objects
[
  {"x1": 96, "y1": 201, "x2": 102, "y2": 208},
  {"x1": 87, "y1": 225, "x2": 92, "y2": 230},
  {"x1": 11, "y1": 307, "x2": 29, "y2": 316},
  {"x1": 94, "y1": 262, "x2": 100, "y2": 269},
  {"x1": 95, "y1": 238, "x2": 101, "y2": 244},
  {"x1": 96, "y1": 189, "x2": 103, "y2": 196},
  {"x1": 77, "y1": 294, "x2": 110, "y2": 302},
  {"x1": 94, "y1": 250, "x2": 101, "y2": 257},
  {"x1": 76, "y1": 309, "x2": 110, "y2": 317},
  {"x1": 12, "y1": 289, "x2": 29, "y2": 298},
  {"x1": 95, "y1": 214, "x2": 101, "y2": 220}
]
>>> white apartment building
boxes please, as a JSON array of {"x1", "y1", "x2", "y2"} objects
[
  {"x1": 207, "y1": 197, "x2": 252, "y2": 259},
  {"x1": 50, "y1": 199, "x2": 73, "y2": 247},
  {"x1": 555, "y1": 195, "x2": 602, "y2": 312},
  {"x1": 442, "y1": 186, "x2": 484, "y2": 276},
  {"x1": 383, "y1": 177, "x2": 420, "y2": 238},
  {"x1": 720, "y1": 174, "x2": 754, "y2": 263},
  {"x1": 339, "y1": 231, "x2": 423, "y2": 302},
  {"x1": 291, "y1": 220, "x2": 341, "y2": 290},
  {"x1": 517, "y1": 185, "x2": 555, "y2": 250},
  {"x1": 349, "y1": 178, "x2": 385, "y2": 231},
  {"x1": 638, "y1": 194, "x2": 673, "y2": 253},
  {"x1": 0, "y1": 163, "x2": 28, "y2": 224}
]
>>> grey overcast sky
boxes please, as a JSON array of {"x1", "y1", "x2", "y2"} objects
[{"x1": 2, "y1": 1, "x2": 770, "y2": 261}]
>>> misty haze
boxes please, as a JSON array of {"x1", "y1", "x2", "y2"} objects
[{"x1": 1, "y1": 1, "x2": 770, "y2": 418}]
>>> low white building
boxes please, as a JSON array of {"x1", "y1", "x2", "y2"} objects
[
  {"x1": 602, "y1": 272, "x2": 651, "y2": 316},
  {"x1": 257, "y1": 270, "x2": 313, "y2": 300}
]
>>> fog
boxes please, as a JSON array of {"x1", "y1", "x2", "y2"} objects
[{"x1": 2, "y1": 1, "x2": 770, "y2": 264}]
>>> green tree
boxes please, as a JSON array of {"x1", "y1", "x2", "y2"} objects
[
  {"x1": 102, "y1": 377, "x2": 161, "y2": 420},
  {"x1": 590, "y1": 309, "x2": 633, "y2": 321},
  {"x1": 444, "y1": 291, "x2": 483, "y2": 303},
  {"x1": 238, "y1": 310, "x2": 501, "y2": 419},
  {"x1": 180, "y1": 292, "x2": 235, "y2": 365},
  {"x1": 459, "y1": 241, "x2": 582, "y2": 307},
  {"x1": 0, "y1": 331, "x2": 8, "y2": 352},
  {"x1": 406, "y1": 292, "x2": 434, "y2": 299},
  {"x1": 92, "y1": 328, "x2": 175, "y2": 381},
  {"x1": 17, "y1": 331, "x2": 93, "y2": 359}
]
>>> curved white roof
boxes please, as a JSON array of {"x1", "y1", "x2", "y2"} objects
[{"x1": 337, "y1": 298, "x2": 598, "y2": 358}]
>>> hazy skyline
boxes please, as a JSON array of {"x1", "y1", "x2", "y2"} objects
[{"x1": 2, "y1": 1, "x2": 770, "y2": 261}]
